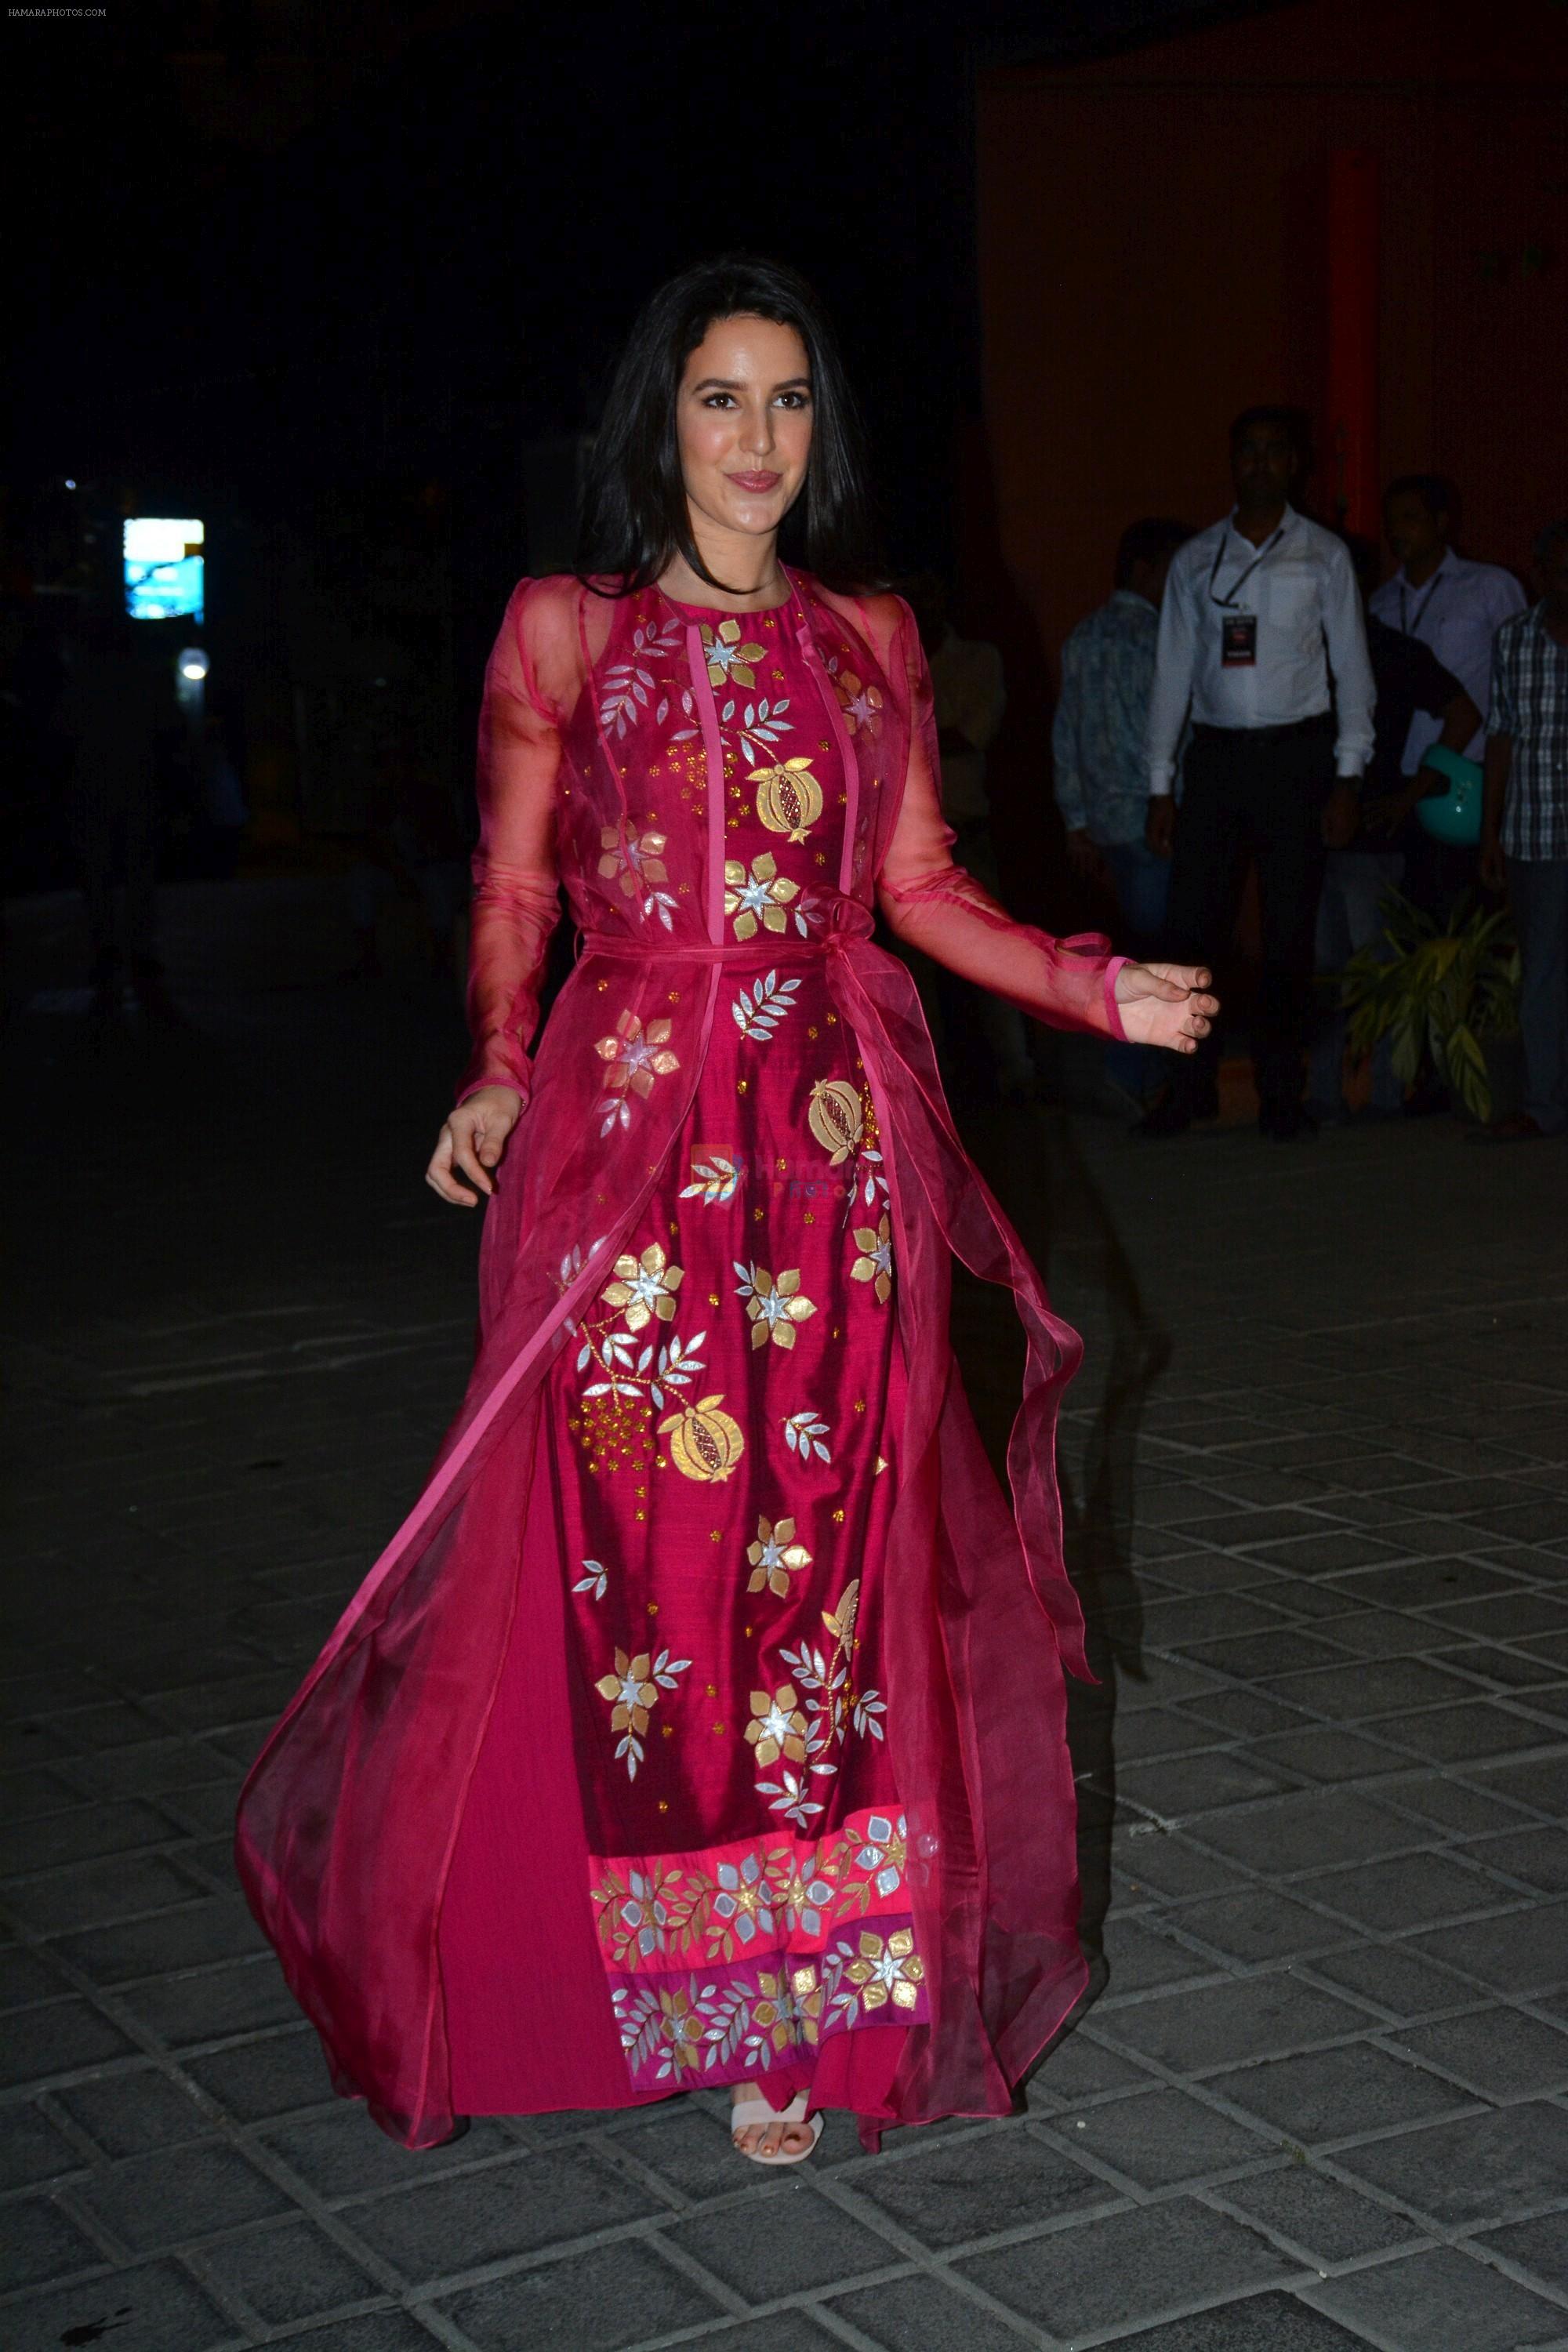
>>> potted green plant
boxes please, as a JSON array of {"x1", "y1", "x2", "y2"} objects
[{"x1": 1337, "y1": 891, "x2": 1520, "y2": 1124}]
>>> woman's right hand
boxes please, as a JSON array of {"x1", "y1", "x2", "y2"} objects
[{"x1": 425, "y1": 1086, "x2": 522, "y2": 1207}]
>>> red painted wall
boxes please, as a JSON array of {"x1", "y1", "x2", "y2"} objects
[{"x1": 972, "y1": 0, "x2": 1568, "y2": 682}]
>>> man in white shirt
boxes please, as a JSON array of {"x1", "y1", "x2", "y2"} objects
[
  {"x1": 1370, "y1": 474, "x2": 1526, "y2": 776},
  {"x1": 1142, "y1": 408, "x2": 1374, "y2": 1140}
]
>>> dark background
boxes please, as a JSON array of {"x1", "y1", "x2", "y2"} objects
[{"x1": 2, "y1": 0, "x2": 1271, "y2": 900}]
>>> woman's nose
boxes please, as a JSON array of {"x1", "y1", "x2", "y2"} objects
[{"x1": 739, "y1": 403, "x2": 775, "y2": 457}]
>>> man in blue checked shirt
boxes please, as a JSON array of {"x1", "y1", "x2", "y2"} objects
[
  {"x1": 1475, "y1": 519, "x2": 1568, "y2": 1142},
  {"x1": 1053, "y1": 517, "x2": 1195, "y2": 1107}
]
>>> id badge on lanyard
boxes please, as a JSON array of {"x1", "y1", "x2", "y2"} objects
[
  {"x1": 1210, "y1": 524, "x2": 1283, "y2": 670},
  {"x1": 1221, "y1": 612, "x2": 1258, "y2": 667}
]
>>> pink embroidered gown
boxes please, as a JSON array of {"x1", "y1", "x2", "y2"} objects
[{"x1": 237, "y1": 570, "x2": 1130, "y2": 2149}]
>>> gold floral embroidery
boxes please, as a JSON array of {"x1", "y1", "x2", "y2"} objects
[
  {"x1": 593, "y1": 1011, "x2": 680, "y2": 1134},
  {"x1": 594, "y1": 1646, "x2": 691, "y2": 1777},
  {"x1": 845, "y1": 1927, "x2": 924, "y2": 2010},
  {"x1": 570, "y1": 1265, "x2": 706, "y2": 1474},
  {"x1": 829, "y1": 661, "x2": 885, "y2": 736},
  {"x1": 851, "y1": 1213, "x2": 893, "y2": 1305},
  {"x1": 750, "y1": 756, "x2": 824, "y2": 844},
  {"x1": 723, "y1": 852, "x2": 800, "y2": 940},
  {"x1": 601, "y1": 1243, "x2": 684, "y2": 1333},
  {"x1": 597, "y1": 824, "x2": 670, "y2": 901},
  {"x1": 746, "y1": 1514, "x2": 812, "y2": 1598},
  {"x1": 807, "y1": 1077, "x2": 863, "y2": 1166},
  {"x1": 702, "y1": 617, "x2": 765, "y2": 689},
  {"x1": 745, "y1": 1684, "x2": 808, "y2": 1766},
  {"x1": 734, "y1": 1261, "x2": 817, "y2": 1350},
  {"x1": 659, "y1": 1392, "x2": 746, "y2": 1481}
]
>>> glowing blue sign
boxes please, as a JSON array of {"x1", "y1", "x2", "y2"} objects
[{"x1": 124, "y1": 517, "x2": 205, "y2": 622}]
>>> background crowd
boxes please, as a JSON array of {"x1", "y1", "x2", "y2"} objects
[{"x1": 24, "y1": 416, "x2": 1568, "y2": 1159}]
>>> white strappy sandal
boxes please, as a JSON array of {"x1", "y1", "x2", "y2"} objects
[{"x1": 730, "y1": 2090, "x2": 823, "y2": 2165}]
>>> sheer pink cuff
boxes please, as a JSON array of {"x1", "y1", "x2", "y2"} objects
[{"x1": 1102, "y1": 956, "x2": 1131, "y2": 1044}]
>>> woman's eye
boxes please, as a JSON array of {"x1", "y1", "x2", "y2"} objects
[
  {"x1": 702, "y1": 394, "x2": 737, "y2": 409},
  {"x1": 775, "y1": 391, "x2": 811, "y2": 409}
]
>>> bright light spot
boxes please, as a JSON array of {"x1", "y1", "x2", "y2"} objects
[
  {"x1": 64, "y1": 478, "x2": 77, "y2": 490},
  {"x1": 125, "y1": 517, "x2": 205, "y2": 622},
  {"x1": 178, "y1": 647, "x2": 210, "y2": 681}
]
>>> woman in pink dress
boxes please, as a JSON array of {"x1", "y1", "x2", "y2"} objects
[{"x1": 237, "y1": 257, "x2": 1215, "y2": 2165}]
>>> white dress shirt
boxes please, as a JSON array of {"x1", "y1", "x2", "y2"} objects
[
  {"x1": 1146, "y1": 506, "x2": 1375, "y2": 793},
  {"x1": 1368, "y1": 550, "x2": 1526, "y2": 771}
]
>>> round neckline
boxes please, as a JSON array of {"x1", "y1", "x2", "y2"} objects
[{"x1": 654, "y1": 568, "x2": 799, "y2": 622}]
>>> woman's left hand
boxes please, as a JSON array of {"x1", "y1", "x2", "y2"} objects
[{"x1": 1114, "y1": 961, "x2": 1218, "y2": 1054}]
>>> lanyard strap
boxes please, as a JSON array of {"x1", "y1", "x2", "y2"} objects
[
  {"x1": 1399, "y1": 574, "x2": 1444, "y2": 636},
  {"x1": 1208, "y1": 524, "x2": 1285, "y2": 608}
]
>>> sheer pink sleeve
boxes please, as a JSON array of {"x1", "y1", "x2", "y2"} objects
[
  {"x1": 874, "y1": 600, "x2": 1128, "y2": 1041},
  {"x1": 457, "y1": 582, "x2": 572, "y2": 1105}
]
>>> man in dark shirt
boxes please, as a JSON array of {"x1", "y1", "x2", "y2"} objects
[{"x1": 1308, "y1": 595, "x2": 1480, "y2": 1119}]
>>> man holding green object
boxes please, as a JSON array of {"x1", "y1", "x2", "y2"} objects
[{"x1": 1475, "y1": 521, "x2": 1568, "y2": 1143}]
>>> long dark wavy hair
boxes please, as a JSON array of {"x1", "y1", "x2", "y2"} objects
[{"x1": 575, "y1": 255, "x2": 883, "y2": 597}]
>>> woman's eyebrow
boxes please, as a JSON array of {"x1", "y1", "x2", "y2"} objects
[{"x1": 688, "y1": 376, "x2": 813, "y2": 394}]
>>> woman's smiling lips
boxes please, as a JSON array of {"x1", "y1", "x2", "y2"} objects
[{"x1": 726, "y1": 471, "x2": 782, "y2": 494}]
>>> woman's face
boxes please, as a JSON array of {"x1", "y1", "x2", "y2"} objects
[{"x1": 675, "y1": 314, "x2": 813, "y2": 549}]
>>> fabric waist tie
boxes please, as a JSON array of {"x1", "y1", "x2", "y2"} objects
[{"x1": 578, "y1": 906, "x2": 876, "y2": 964}]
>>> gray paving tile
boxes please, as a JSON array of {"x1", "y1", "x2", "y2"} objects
[
  {"x1": 261, "y1": 2105, "x2": 520, "y2": 2198},
  {"x1": 0, "y1": 1995, "x2": 136, "y2": 2088},
  {"x1": 825, "y1": 2274, "x2": 1029, "y2": 2350},
  {"x1": 1112, "y1": 1831, "x2": 1244, "y2": 1901},
  {"x1": 1171, "y1": 1887, "x2": 1352, "y2": 1964},
  {"x1": 183, "y1": 2025, "x2": 336, "y2": 2120},
  {"x1": 72, "y1": 2140, "x2": 295, "y2": 2252},
  {"x1": 191, "y1": 2216, "x2": 383, "y2": 2325},
  {"x1": 662, "y1": 2179, "x2": 900, "y2": 2299},
  {"x1": 1205, "y1": 2043, "x2": 1475, "y2": 2143},
  {"x1": 53, "y1": 2070, "x2": 213, "y2": 2156},
  {"x1": 0, "y1": 2190, "x2": 110, "y2": 2288},
  {"x1": 1095, "y1": 1974, "x2": 1374, "y2": 2074},
  {"x1": 1330, "y1": 2100, "x2": 1568, "y2": 2225},
  {"x1": 0, "y1": 1799, "x2": 181, "y2": 1878},
  {"x1": 0, "y1": 1944, "x2": 75, "y2": 2009},
  {"x1": 956, "y1": 2196, "x2": 1299, "y2": 2337},
  {"x1": 1286, "y1": 1853, "x2": 1518, "y2": 1935},
  {"x1": 1475, "y1": 1753, "x2": 1568, "y2": 1818},
  {"x1": 437, "y1": 2237, "x2": 722, "y2": 2350},
  {"x1": 1468, "y1": 1827, "x2": 1568, "y2": 1894},
  {"x1": 1305, "y1": 2244, "x2": 1568, "y2": 2350},
  {"x1": 1187, "y1": 1792, "x2": 1425, "y2": 1875},
  {"x1": 1175, "y1": 1631, "x2": 1357, "y2": 1682},
  {"x1": 1095, "y1": 1925, "x2": 1218, "y2": 2008},
  {"x1": 4, "y1": 1857, "x2": 210, "y2": 1934},
  {"x1": 1385, "y1": 2005, "x2": 1568, "y2": 2099},
  {"x1": 0, "y1": 2103, "x2": 86, "y2": 2190},
  {"x1": 1117, "y1": 1751, "x2": 1305, "y2": 1817},
  {"x1": 1474, "y1": 2212, "x2": 1568, "y2": 2295},
  {"x1": 116, "y1": 1956, "x2": 303, "y2": 2044},
  {"x1": 1028, "y1": 2029, "x2": 1158, "y2": 2104},
  {"x1": 1260, "y1": 1659, "x2": 1486, "y2": 1724},
  {"x1": 1, "y1": 2259, "x2": 240, "y2": 2352},
  {"x1": 1377, "y1": 1703, "x2": 1565, "y2": 1766},
  {"x1": 56, "y1": 1896, "x2": 266, "y2": 1985},
  {"x1": 1102, "y1": 2294, "x2": 1380, "y2": 2350},
  {"x1": 1247, "y1": 1727, "x2": 1417, "y2": 1784},
  {"x1": 253, "y1": 2318, "x2": 437, "y2": 2351},
  {"x1": 346, "y1": 2147, "x2": 664, "y2": 2281},
  {"x1": 846, "y1": 2122, "x2": 1117, "y2": 2245},
  {"x1": 1212, "y1": 2164, "x2": 1425, "y2": 2263},
  {"x1": 1054, "y1": 2085, "x2": 1275, "y2": 2186},
  {"x1": 1410, "y1": 1898, "x2": 1568, "y2": 1994}
]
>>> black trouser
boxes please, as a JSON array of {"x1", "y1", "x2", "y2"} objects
[{"x1": 1163, "y1": 714, "x2": 1335, "y2": 1113}]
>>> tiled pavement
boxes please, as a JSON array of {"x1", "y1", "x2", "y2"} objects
[{"x1": 3, "y1": 880, "x2": 1568, "y2": 2351}]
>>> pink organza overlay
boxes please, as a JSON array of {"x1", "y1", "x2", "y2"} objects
[{"x1": 236, "y1": 572, "x2": 1130, "y2": 2147}]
